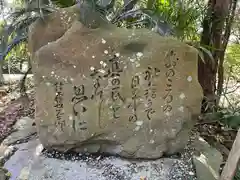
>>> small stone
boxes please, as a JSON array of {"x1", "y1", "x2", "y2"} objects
[
  {"x1": 35, "y1": 144, "x2": 43, "y2": 156},
  {"x1": 189, "y1": 171, "x2": 194, "y2": 176},
  {"x1": 104, "y1": 50, "x2": 108, "y2": 54}
]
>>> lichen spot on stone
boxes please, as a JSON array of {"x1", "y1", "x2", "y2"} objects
[
  {"x1": 90, "y1": 66, "x2": 95, "y2": 71},
  {"x1": 102, "y1": 62, "x2": 107, "y2": 68},
  {"x1": 134, "y1": 126, "x2": 140, "y2": 131},
  {"x1": 130, "y1": 58, "x2": 135, "y2": 62},
  {"x1": 149, "y1": 139, "x2": 155, "y2": 144},
  {"x1": 69, "y1": 115, "x2": 73, "y2": 120},
  {"x1": 136, "y1": 121, "x2": 143, "y2": 126},
  {"x1": 179, "y1": 93, "x2": 186, "y2": 99},
  {"x1": 178, "y1": 106, "x2": 184, "y2": 112},
  {"x1": 136, "y1": 52, "x2": 143, "y2": 58},
  {"x1": 187, "y1": 76, "x2": 192, "y2": 82},
  {"x1": 104, "y1": 50, "x2": 109, "y2": 54},
  {"x1": 99, "y1": 69, "x2": 105, "y2": 74},
  {"x1": 165, "y1": 112, "x2": 171, "y2": 117},
  {"x1": 101, "y1": 38, "x2": 106, "y2": 44}
]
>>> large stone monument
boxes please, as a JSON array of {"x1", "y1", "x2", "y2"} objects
[{"x1": 29, "y1": 5, "x2": 203, "y2": 159}]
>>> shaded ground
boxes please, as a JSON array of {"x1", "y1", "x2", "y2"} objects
[
  {"x1": 0, "y1": 75, "x2": 35, "y2": 143},
  {"x1": 194, "y1": 119, "x2": 237, "y2": 171}
]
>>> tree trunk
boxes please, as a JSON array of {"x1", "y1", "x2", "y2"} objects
[
  {"x1": 0, "y1": 61, "x2": 4, "y2": 85},
  {"x1": 198, "y1": 0, "x2": 216, "y2": 112},
  {"x1": 198, "y1": 0, "x2": 231, "y2": 112},
  {"x1": 216, "y1": 0, "x2": 238, "y2": 105},
  {"x1": 220, "y1": 128, "x2": 240, "y2": 180}
]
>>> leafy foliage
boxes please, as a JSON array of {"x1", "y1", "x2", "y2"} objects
[
  {"x1": 0, "y1": 0, "x2": 55, "y2": 62},
  {"x1": 152, "y1": 0, "x2": 205, "y2": 40},
  {"x1": 234, "y1": 165, "x2": 240, "y2": 180},
  {"x1": 224, "y1": 44, "x2": 240, "y2": 79}
]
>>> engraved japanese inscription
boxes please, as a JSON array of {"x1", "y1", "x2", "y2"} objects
[{"x1": 32, "y1": 20, "x2": 203, "y2": 159}]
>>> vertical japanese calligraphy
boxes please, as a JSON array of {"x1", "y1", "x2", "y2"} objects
[
  {"x1": 104, "y1": 55, "x2": 124, "y2": 119},
  {"x1": 163, "y1": 50, "x2": 178, "y2": 114},
  {"x1": 143, "y1": 66, "x2": 161, "y2": 120},
  {"x1": 54, "y1": 82, "x2": 65, "y2": 131},
  {"x1": 72, "y1": 84, "x2": 88, "y2": 130},
  {"x1": 128, "y1": 75, "x2": 140, "y2": 122},
  {"x1": 90, "y1": 69, "x2": 104, "y2": 128}
]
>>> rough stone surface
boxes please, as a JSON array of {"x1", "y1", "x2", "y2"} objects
[
  {"x1": 28, "y1": 5, "x2": 80, "y2": 55},
  {"x1": 2, "y1": 117, "x2": 36, "y2": 146},
  {"x1": 29, "y1": 6, "x2": 203, "y2": 159},
  {"x1": 193, "y1": 136, "x2": 222, "y2": 180},
  {"x1": 3, "y1": 138, "x2": 196, "y2": 180}
]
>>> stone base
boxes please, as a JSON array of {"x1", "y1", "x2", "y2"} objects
[
  {"x1": 1, "y1": 116, "x2": 222, "y2": 180},
  {"x1": 4, "y1": 139, "x2": 195, "y2": 180}
]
